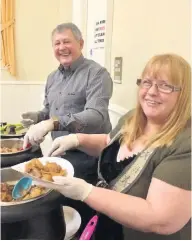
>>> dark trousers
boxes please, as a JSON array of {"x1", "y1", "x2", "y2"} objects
[{"x1": 61, "y1": 150, "x2": 98, "y2": 234}]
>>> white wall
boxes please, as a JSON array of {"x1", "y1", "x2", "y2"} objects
[
  {"x1": 72, "y1": 0, "x2": 114, "y2": 70},
  {"x1": 110, "y1": 0, "x2": 191, "y2": 109},
  {"x1": 0, "y1": 0, "x2": 72, "y2": 123},
  {"x1": 72, "y1": 0, "x2": 88, "y2": 56},
  {"x1": 1, "y1": 83, "x2": 45, "y2": 123},
  {"x1": 1, "y1": 0, "x2": 72, "y2": 82},
  {"x1": 71, "y1": 0, "x2": 190, "y2": 111}
]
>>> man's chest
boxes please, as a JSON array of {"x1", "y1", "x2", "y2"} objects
[
  {"x1": 47, "y1": 72, "x2": 88, "y2": 111},
  {"x1": 49, "y1": 71, "x2": 88, "y2": 93}
]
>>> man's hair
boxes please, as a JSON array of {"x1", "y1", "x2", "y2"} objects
[
  {"x1": 121, "y1": 53, "x2": 191, "y2": 149},
  {"x1": 51, "y1": 22, "x2": 83, "y2": 41}
]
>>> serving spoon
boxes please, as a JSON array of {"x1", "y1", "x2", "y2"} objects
[{"x1": 12, "y1": 177, "x2": 32, "y2": 200}]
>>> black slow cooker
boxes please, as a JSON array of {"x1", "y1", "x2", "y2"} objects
[
  {"x1": 0, "y1": 138, "x2": 43, "y2": 168},
  {"x1": 1, "y1": 167, "x2": 66, "y2": 239}
]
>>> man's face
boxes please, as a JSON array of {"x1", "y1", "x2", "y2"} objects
[{"x1": 52, "y1": 29, "x2": 84, "y2": 66}]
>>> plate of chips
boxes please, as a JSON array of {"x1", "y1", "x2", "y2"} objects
[{"x1": 11, "y1": 157, "x2": 74, "y2": 189}]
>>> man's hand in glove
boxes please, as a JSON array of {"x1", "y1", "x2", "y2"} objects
[
  {"x1": 21, "y1": 111, "x2": 39, "y2": 128},
  {"x1": 23, "y1": 119, "x2": 54, "y2": 148}
]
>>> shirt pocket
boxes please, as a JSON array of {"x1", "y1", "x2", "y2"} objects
[{"x1": 63, "y1": 91, "x2": 86, "y2": 112}]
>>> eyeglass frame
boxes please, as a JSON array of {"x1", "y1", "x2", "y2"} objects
[{"x1": 136, "y1": 79, "x2": 182, "y2": 93}]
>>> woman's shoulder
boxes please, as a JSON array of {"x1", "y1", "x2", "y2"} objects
[
  {"x1": 171, "y1": 121, "x2": 191, "y2": 153},
  {"x1": 152, "y1": 125, "x2": 191, "y2": 190},
  {"x1": 155, "y1": 123, "x2": 191, "y2": 162}
]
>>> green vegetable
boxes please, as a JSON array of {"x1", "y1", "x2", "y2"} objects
[{"x1": 0, "y1": 123, "x2": 25, "y2": 134}]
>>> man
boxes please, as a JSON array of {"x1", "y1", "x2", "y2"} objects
[{"x1": 21, "y1": 22, "x2": 113, "y2": 183}]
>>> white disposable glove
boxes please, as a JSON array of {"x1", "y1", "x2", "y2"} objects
[
  {"x1": 21, "y1": 111, "x2": 39, "y2": 128},
  {"x1": 50, "y1": 176, "x2": 93, "y2": 201},
  {"x1": 23, "y1": 120, "x2": 54, "y2": 148},
  {"x1": 47, "y1": 134, "x2": 79, "y2": 157}
]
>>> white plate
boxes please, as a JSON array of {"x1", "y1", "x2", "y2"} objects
[
  {"x1": 11, "y1": 157, "x2": 74, "y2": 190},
  {"x1": 63, "y1": 206, "x2": 81, "y2": 240}
]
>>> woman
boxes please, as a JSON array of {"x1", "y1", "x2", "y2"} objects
[{"x1": 45, "y1": 53, "x2": 191, "y2": 239}]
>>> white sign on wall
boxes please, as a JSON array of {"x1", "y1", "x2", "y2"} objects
[
  {"x1": 93, "y1": 20, "x2": 106, "y2": 49},
  {"x1": 86, "y1": 0, "x2": 107, "y2": 67}
]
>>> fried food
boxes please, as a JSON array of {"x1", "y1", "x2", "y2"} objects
[
  {"x1": 25, "y1": 158, "x2": 67, "y2": 181},
  {"x1": 25, "y1": 158, "x2": 44, "y2": 172},
  {"x1": 43, "y1": 162, "x2": 61, "y2": 173},
  {"x1": 0, "y1": 183, "x2": 13, "y2": 202},
  {"x1": 0, "y1": 147, "x2": 20, "y2": 154},
  {"x1": 29, "y1": 186, "x2": 45, "y2": 198},
  {"x1": 41, "y1": 173, "x2": 53, "y2": 181},
  {"x1": 0, "y1": 182, "x2": 47, "y2": 202},
  {"x1": 30, "y1": 168, "x2": 42, "y2": 178}
]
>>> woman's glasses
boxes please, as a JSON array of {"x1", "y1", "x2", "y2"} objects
[{"x1": 137, "y1": 79, "x2": 181, "y2": 94}]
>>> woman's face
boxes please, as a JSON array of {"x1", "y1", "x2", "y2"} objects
[{"x1": 138, "y1": 70, "x2": 180, "y2": 123}]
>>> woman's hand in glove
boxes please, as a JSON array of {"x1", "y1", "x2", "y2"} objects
[
  {"x1": 47, "y1": 134, "x2": 79, "y2": 157},
  {"x1": 50, "y1": 176, "x2": 93, "y2": 201}
]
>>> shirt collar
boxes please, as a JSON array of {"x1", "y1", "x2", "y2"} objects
[{"x1": 58, "y1": 55, "x2": 84, "y2": 73}]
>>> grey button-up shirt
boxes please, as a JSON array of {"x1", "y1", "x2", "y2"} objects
[{"x1": 38, "y1": 55, "x2": 113, "y2": 139}]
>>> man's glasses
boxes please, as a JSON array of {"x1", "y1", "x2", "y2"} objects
[{"x1": 137, "y1": 79, "x2": 181, "y2": 94}]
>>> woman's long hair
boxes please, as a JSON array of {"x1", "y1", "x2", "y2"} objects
[{"x1": 121, "y1": 54, "x2": 191, "y2": 149}]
